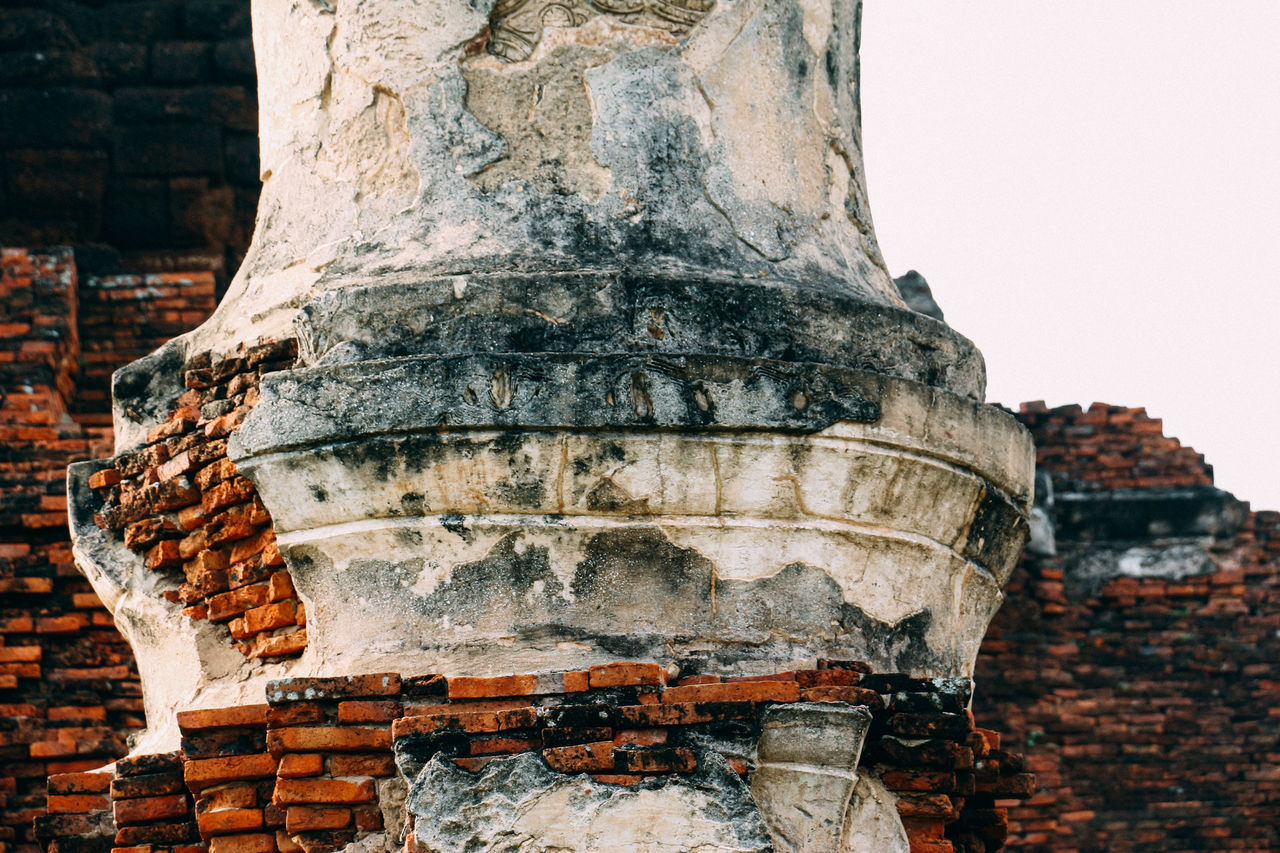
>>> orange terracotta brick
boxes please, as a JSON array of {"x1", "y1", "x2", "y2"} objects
[
  {"x1": 185, "y1": 754, "x2": 279, "y2": 791},
  {"x1": 267, "y1": 726, "x2": 391, "y2": 754},
  {"x1": 266, "y1": 703, "x2": 325, "y2": 728},
  {"x1": 661, "y1": 680, "x2": 799, "y2": 705},
  {"x1": 88, "y1": 468, "x2": 122, "y2": 489},
  {"x1": 242, "y1": 600, "x2": 298, "y2": 635},
  {"x1": 113, "y1": 793, "x2": 190, "y2": 825},
  {"x1": 36, "y1": 615, "x2": 85, "y2": 634},
  {"x1": 47, "y1": 771, "x2": 112, "y2": 795},
  {"x1": 198, "y1": 807, "x2": 265, "y2": 837},
  {"x1": 336, "y1": 701, "x2": 401, "y2": 724},
  {"x1": 177, "y1": 704, "x2": 270, "y2": 732},
  {"x1": 145, "y1": 540, "x2": 183, "y2": 570},
  {"x1": 208, "y1": 583, "x2": 271, "y2": 622},
  {"x1": 231, "y1": 530, "x2": 275, "y2": 565},
  {"x1": 800, "y1": 686, "x2": 884, "y2": 709},
  {"x1": 393, "y1": 707, "x2": 539, "y2": 737},
  {"x1": 587, "y1": 662, "x2": 667, "y2": 689},
  {"x1": 178, "y1": 503, "x2": 209, "y2": 532},
  {"x1": 327, "y1": 754, "x2": 397, "y2": 777},
  {"x1": 795, "y1": 669, "x2": 863, "y2": 688},
  {"x1": 46, "y1": 794, "x2": 110, "y2": 813},
  {"x1": 207, "y1": 833, "x2": 276, "y2": 853},
  {"x1": 542, "y1": 741, "x2": 615, "y2": 773},
  {"x1": 562, "y1": 670, "x2": 590, "y2": 692},
  {"x1": 446, "y1": 674, "x2": 540, "y2": 700},
  {"x1": 198, "y1": 785, "x2": 258, "y2": 812},
  {"x1": 285, "y1": 806, "x2": 350, "y2": 833},
  {"x1": 272, "y1": 778, "x2": 374, "y2": 806},
  {"x1": 277, "y1": 754, "x2": 323, "y2": 779},
  {"x1": 0, "y1": 646, "x2": 41, "y2": 662},
  {"x1": 251, "y1": 629, "x2": 308, "y2": 658},
  {"x1": 267, "y1": 571, "x2": 295, "y2": 602}
]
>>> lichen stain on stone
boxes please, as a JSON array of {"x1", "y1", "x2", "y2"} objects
[{"x1": 388, "y1": 526, "x2": 944, "y2": 672}]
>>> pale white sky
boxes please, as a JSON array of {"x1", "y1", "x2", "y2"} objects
[{"x1": 861, "y1": 2, "x2": 1280, "y2": 511}]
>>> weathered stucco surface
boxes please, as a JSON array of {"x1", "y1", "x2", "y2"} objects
[
  {"x1": 228, "y1": 372, "x2": 1030, "y2": 680},
  {"x1": 67, "y1": 0, "x2": 1036, "y2": 849},
  {"x1": 176, "y1": 0, "x2": 903, "y2": 366}
]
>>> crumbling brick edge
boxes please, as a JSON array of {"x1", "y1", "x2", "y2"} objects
[
  {"x1": 39, "y1": 663, "x2": 1033, "y2": 853},
  {"x1": 87, "y1": 341, "x2": 306, "y2": 661}
]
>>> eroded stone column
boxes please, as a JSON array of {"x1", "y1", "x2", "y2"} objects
[{"x1": 67, "y1": 0, "x2": 1034, "y2": 850}]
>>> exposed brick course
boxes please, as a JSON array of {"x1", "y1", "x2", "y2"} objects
[
  {"x1": 88, "y1": 340, "x2": 303, "y2": 661},
  {"x1": 32, "y1": 664, "x2": 1031, "y2": 853}
]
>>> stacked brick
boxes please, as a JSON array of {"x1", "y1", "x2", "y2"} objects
[
  {"x1": 177, "y1": 704, "x2": 278, "y2": 853},
  {"x1": 39, "y1": 664, "x2": 1032, "y2": 853},
  {"x1": 86, "y1": 342, "x2": 305, "y2": 660},
  {"x1": 108, "y1": 753, "x2": 198, "y2": 852},
  {"x1": 974, "y1": 405, "x2": 1280, "y2": 851},
  {"x1": 73, "y1": 274, "x2": 218, "y2": 426},
  {"x1": 36, "y1": 771, "x2": 113, "y2": 853},
  {"x1": 264, "y1": 674, "x2": 401, "y2": 852},
  {"x1": 1014, "y1": 402, "x2": 1213, "y2": 492},
  {"x1": 1, "y1": 246, "x2": 222, "y2": 853},
  {"x1": 0, "y1": 1, "x2": 260, "y2": 286},
  {"x1": 0, "y1": 248, "x2": 80, "y2": 438},
  {"x1": 1, "y1": 249, "x2": 141, "y2": 853}
]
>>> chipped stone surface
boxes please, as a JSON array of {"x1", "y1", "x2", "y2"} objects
[
  {"x1": 405, "y1": 751, "x2": 772, "y2": 853},
  {"x1": 161, "y1": 0, "x2": 935, "y2": 377},
  {"x1": 1064, "y1": 543, "x2": 1217, "y2": 595},
  {"x1": 231, "y1": 371, "x2": 1032, "y2": 679},
  {"x1": 751, "y1": 703, "x2": 871, "y2": 851},
  {"x1": 840, "y1": 776, "x2": 909, "y2": 852}
]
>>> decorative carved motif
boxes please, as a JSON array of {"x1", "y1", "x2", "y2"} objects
[{"x1": 488, "y1": 0, "x2": 715, "y2": 61}]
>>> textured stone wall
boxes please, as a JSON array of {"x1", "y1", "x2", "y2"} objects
[
  {"x1": 0, "y1": 1, "x2": 258, "y2": 285},
  {"x1": 0, "y1": 248, "x2": 216, "y2": 853},
  {"x1": 975, "y1": 403, "x2": 1280, "y2": 851}
]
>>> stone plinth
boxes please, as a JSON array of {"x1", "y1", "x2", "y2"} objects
[{"x1": 67, "y1": 0, "x2": 1035, "y2": 849}]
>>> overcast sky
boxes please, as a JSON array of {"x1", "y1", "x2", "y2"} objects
[{"x1": 860, "y1": 2, "x2": 1280, "y2": 511}]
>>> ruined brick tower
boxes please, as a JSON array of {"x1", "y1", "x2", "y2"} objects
[{"x1": 58, "y1": 1, "x2": 1036, "y2": 850}]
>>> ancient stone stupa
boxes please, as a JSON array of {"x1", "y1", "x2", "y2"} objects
[{"x1": 63, "y1": 0, "x2": 1035, "y2": 850}]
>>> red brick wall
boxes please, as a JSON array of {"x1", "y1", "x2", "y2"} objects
[
  {"x1": 39, "y1": 664, "x2": 1033, "y2": 853},
  {"x1": 0, "y1": 1, "x2": 259, "y2": 287},
  {"x1": 0, "y1": 248, "x2": 216, "y2": 853},
  {"x1": 975, "y1": 404, "x2": 1280, "y2": 851},
  {"x1": 1016, "y1": 401, "x2": 1213, "y2": 493}
]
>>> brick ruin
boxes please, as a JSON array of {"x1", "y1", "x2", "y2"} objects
[
  {"x1": 1, "y1": 2, "x2": 1277, "y2": 852},
  {"x1": 974, "y1": 404, "x2": 1280, "y2": 851},
  {"x1": 6, "y1": 283, "x2": 1276, "y2": 851},
  {"x1": 0, "y1": 248, "x2": 216, "y2": 850}
]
